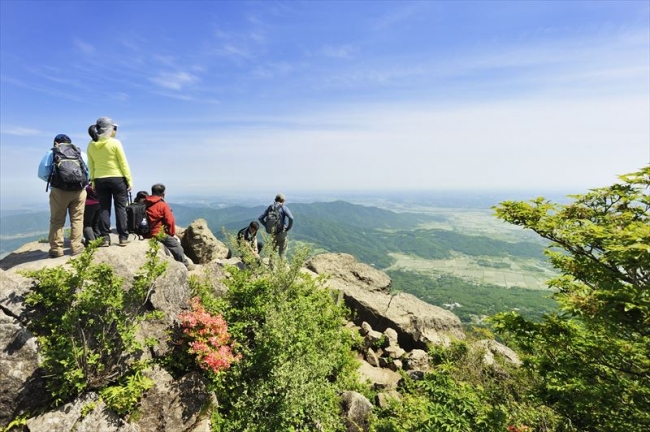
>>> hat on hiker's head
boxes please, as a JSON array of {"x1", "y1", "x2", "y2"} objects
[
  {"x1": 95, "y1": 117, "x2": 119, "y2": 137},
  {"x1": 54, "y1": 134, "x2": 71, "y2": 144},
  {"x1": 275, "y1": 193, "x2": 286, "y2": 203}
]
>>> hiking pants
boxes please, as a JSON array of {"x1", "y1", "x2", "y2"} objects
[
  {"x1": 159, "y1": 235, "x2": 187, "y2": 264},
  {"x1": 271, "y1": 230, "x2": 288, "y2": 258},
  {"x1": 95, "y1": 177, "x2": 128, "y2": 242},
  {"x1": 49, "y1": 187, "x2": 86, "y2": 256}
]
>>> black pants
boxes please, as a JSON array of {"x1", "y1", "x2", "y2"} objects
[
  {"x1": 95, "y1": 177, "x2": 128, "y2": 242},
  {"x1": 83, "y1": 203, "x2": 101, "y2": 244}
]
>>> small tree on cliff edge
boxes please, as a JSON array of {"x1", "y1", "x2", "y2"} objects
[{"x1": 492, "y1": 166, "x2": 649, "y2": 431}]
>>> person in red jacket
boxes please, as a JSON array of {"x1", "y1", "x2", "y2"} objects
[{"x1": 143, "y1": 183, "x2": 194, "y2": 270}]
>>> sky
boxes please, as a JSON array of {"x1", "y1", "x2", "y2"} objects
[{"x1": 1, "y1": 0, "x2": 649, "y2": 210}]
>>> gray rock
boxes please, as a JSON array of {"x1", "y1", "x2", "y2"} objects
[
  {"x1": 25, "y1": 392, "x2": 135, "y2": 432},
  {"x1": 340, "y1": 391, "x2": 373, "y2": 432},
  {"x1": 383, "y1": 327, "x2": 399, "y2": 347},
  {"x1": 181, "y1": 219, "x2": 229, "y2": 264},
  {"x1": 0, "y1": 269, "x2": 32, "y2": 321},
  {"x1": 0, "y1": 310, "x2": 49, "y2": 429},
  {"x1": 383, "y1": 345, "x2": 405, "y2": 359},
  {"x1": 473, "y1": 339, "x2": 522, "y2": 366},
  {"x1": 403, "y1": 349, "x2": 430, "y2": 371},
  {"x1": 359, "y1": 321, "x2": 372, "y2": 336},
  {"x1": 134, "y1": 366, "x2": 212, "y2": 432},
  {"x1": 376, "y1": 390, "x2": 402, "y2": 409},
  {"x1": 306, "y1": 253, "x2": 391, "y2": 292},
  {"x1": 357, "y1": 357, "x2": 401, "y2": 390},
  {"x1": 307, "y1": 253, "x2": 464, "y2": 350},
  {"x1": 365, "y1": 348, "x2": 380, "y2": 367}
]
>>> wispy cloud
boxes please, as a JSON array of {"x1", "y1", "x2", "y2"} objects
[
  {"x1": 0, "y1": 126, "x2": 42, "y2": 136},
  {"x1": 149, "y1": 71, "x2": 199, "y2": 90},
  {"x1": 74, "y1": 39, "x2": 95, "y2": 55},
  {"x1": 321, "y1": 44, "x2": 356, "y2": 59}
]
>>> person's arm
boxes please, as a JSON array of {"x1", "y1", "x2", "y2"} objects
[
  {"x1": 37, "y1": 150, "x2": 53, "y2": 182},
  {"x1": 163, "y1": 203, "x2": 176, "y2": 236},
  {"x1": 113, "y1": 139, "x2": 133, "y2": 189},
  {"x1": 258, "y1": 208, "x2": 268, "y2": 225},
  {"x1": 283, "y1": 207, "x2": 294, "y2": 231}
]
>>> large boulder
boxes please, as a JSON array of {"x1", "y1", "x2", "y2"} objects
[
  {"x1": 0, "y1": 310, "x2": 49, "y2": 429},
  {"x1": 134, "y1": 366, "x2": 213, "y2": 432},
  {"x1": 0, "y1": 269, "x2": 32, "y2": 321},
  {"x1": 306, "y1": 253, "x2": 391, "y2": 292},
  {"x1": 181, "y1": 219, "x2": 229, "y2": 264},
  {"x1": 24, "y1": 392, "x2": 136, "y2": 432},
  {"x1": 306, "y1": 253, "x2": 464, "y2": 350},
  {"x1": 340, "y1": 391, "x2": 373, "y2": 432}
]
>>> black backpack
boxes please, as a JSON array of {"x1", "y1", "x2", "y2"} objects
[
  {"x1": 264, "y1": 204, "x2": 283, "y2": 234},
  {"x1": 48, "y1": 143, "x2": 89, "y2": 191},
  {"x1": 126, "y1": 196, "x2": 150, "y2": 237}
]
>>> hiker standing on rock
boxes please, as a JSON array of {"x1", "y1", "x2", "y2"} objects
[
  {"x1": 87, "y1": 117, "x2": 132, "y2": 247},
  {"x1": 258, "y1": 193, "x2": 294, "y2": 259},
  {"x1": 38, "y1": 134, "x2": 89, "y2": 258}
]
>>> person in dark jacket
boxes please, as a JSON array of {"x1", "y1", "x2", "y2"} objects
[
  {"x1": 143, "y1": 183, "x2": 194, "y2": 270},
  {"x1": 237, "y1": 221, "x2": 263, "y2": 259}
]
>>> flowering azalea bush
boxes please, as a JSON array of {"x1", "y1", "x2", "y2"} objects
[{"x1": 179, "y1": 297, "x2": 240, "y2": 374}]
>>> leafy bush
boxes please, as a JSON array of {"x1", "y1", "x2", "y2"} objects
[
  {"x1": 372, "y1": 339, "x2": 561, "y2": 432},
  {"x1": 191, "y1": 247, "x2": 361, "y2": 431},
  {"x1": 492, "y1": 166, "x2": 650, "y2": 431},
  {"x1": 23, "y1": 239, "x2": 167, "y2": 404},
  {"x1": 99, "y1": 370, "x2": 154, "y2": 416}
]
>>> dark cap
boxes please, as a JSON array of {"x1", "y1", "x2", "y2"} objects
[{"x1": 54, "y1": 134, "x2": 71, "y2": 144}]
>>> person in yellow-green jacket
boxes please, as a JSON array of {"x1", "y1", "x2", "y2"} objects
[{"x1": 87, "y1": 117, "x2": 133, "y2": 247}]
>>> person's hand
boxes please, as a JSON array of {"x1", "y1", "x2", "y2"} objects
[{"x1": 127, "y1": 186, "x2": 132, "y2": 192}]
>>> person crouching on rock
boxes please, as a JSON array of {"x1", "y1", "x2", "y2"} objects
[{"x1": 142, "y1": 183, "x2": 195, "y2": 270}]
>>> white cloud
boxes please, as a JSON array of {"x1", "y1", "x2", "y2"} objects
[
  {"x1": 0, "y1": 126, "x2": 42, "y2": 136},
  {"x1": 74, "y1": 39, "x2": 95, "y2": 55},
  {"x1": 148, "y1": 71, "x2": 199, "y2": 90},
  {"x1": 321, "y1": 44, "x2": 356, "y2": 59}
]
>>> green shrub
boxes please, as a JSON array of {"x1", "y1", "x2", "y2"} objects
[
  {"x1": 23, "y1": 239, "x2": 167, "y2": 405},
  {"x1": 195, "y1": 246, "x2": 360, "y2": 431}
]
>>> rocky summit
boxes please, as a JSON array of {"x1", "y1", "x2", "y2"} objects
[{"x1": 0, "y1": 220, "x2": 517, "y2": 432}]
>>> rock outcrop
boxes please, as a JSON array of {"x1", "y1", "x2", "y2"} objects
[
  {"x1": 180, "y1": 219, "x2": 229, "y2": 264},
  {"x1": 307, "y1": 253, "x2": 465, "y2": 350}
]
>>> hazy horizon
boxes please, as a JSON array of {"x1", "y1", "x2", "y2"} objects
[{"x1": 1, "y1": 187, "x2": 579, "y2": 215}]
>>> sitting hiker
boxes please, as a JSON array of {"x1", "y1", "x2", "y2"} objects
[
  {"x1": 134, "y1": 190, "x2": 148, "y2": 203},
  {"x1": 237, "y1": 221, "x2": 264, "y2": 259},
  {"x1": 143, "y1": 183, "x2": 195, "y2": 270}
]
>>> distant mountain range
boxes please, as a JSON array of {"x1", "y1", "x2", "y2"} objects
[{"x1": 1, "y1": 200, "x2": 545, "y2": 268}]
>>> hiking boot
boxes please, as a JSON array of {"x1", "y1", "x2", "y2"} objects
[
  {"x1": 100, "y1": 238, "x2": 111, "y2": 247},
  {"x1": 48, "y1": 250, "x2": 64, "y2": 258},
  {"x1": 118, "y1": 238, "x2": 131, "y2": 247},
  {"x1": 70, "y1": 249, "x2": 84, "y2": 256}
]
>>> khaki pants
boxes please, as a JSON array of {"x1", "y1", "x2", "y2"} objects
[{"x1": 49, "y1": 187, "x2": 86, "y2": 256}]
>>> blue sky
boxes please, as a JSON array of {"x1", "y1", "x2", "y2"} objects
[{"x1": 1, "y1": 0, "x2": 649, "y2": 210}]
